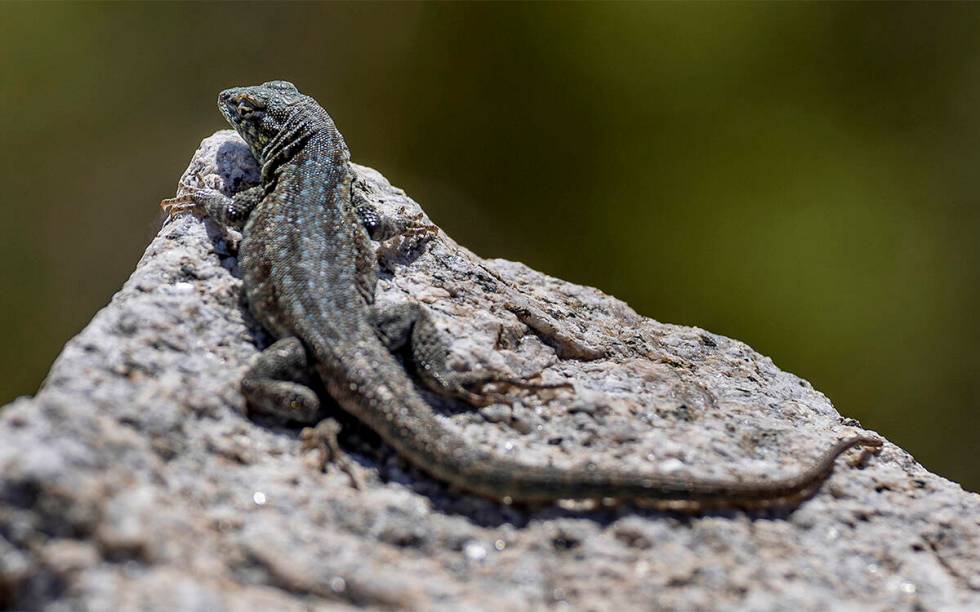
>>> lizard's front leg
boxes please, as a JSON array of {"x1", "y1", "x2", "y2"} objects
[
  {"x1": 353, "y1": 197, "x2": 437, "y2": 244},
  {"x1": 370, "y1": 302, "x2": 570, "y2": 406},
  {"x1": 162, "y1": 185, "x2": 264, "y2": 231}
]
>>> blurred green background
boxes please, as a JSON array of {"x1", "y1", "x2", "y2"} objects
[{"x1": 0, "y1": 3, "x2": 977, "y2": 491}]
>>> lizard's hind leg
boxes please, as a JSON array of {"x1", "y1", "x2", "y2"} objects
[
  {"x1": 241, "y1": 337, "x2": 321, "y2": 424},
  {"x1": 369, "y1": 302, "x2": 570, "y2": 406}
]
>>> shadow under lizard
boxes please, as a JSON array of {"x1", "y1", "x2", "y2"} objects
[{"x1": 166, "y1": 81, "x2": 882, "y2": 508}]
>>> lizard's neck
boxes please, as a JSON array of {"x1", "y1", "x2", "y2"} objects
[
  {"x1": 260, "y1": 134, "x2": 351, "y2": 224},
  {"x1": 259, "y1": 113, "x2": 349, "y2": 186}
]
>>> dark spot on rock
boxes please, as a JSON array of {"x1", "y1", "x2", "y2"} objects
[
  {"x1": 613, "y1": 527, "x2": 652, "y2": 549},
  {"x1": 552, "y1": 536, "x2": 580, "y2": 551},
  {"x1": 179, "y1": 264, "x2": 201, "y2": 280}
]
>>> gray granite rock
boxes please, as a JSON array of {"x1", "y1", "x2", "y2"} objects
[{"x1": 1, "y1": 130, "x2": 977, "y2": 611}]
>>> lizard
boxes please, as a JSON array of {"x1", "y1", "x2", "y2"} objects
[{"x1": 164, "y1": 80, "x2": 882, "y2": 507}]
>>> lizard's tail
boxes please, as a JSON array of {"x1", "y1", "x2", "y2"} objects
[
  {"x1": 326, "y1": 339, "x2": 881, "y2": 506},
  {"x1": 459, "y1": 434, "x2": 883, "y2": 505}
]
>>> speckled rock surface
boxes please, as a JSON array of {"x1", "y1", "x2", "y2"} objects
[{"x1": 1, "y1": 130, "x2": 977, "y2": 611}]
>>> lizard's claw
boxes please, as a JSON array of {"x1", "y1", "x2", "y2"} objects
[
  {"x1": 160, "y1": 193, "x2": 198, "y2": 218},
  {"x1": 846, "y1": 436, "x2": 884, "y2": 468},
  {"x1": 300, "y1": 419, "x2": 365, "y2": 490},
  {"x1": 453, "y1": 373, "x2": 574, "y2": 407},
  {"x1": 160, "y1": 185, "x2": 215, "y2": 218}
]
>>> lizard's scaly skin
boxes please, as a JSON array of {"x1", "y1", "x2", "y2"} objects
[{"x1": 210, "y1": 81, "x2": 881, "y2": 506}]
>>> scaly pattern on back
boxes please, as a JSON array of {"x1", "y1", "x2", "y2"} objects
[{"x1": 205, "y1": 81, "x2": 881, "y2": 507}]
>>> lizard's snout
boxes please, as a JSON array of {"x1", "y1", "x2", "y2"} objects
[
  {"x1": 218, "y1": 90, "x2": 235, "y2": 107},
  {"x1": 217, "y1": 89, "x2": 239, "y2": 120}
]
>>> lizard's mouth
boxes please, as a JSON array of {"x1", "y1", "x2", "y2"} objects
[{"x1": 217, "y1": 90, "x2": 239, "y2": 123}]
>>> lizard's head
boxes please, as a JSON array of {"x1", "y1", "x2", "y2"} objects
[{"x1": 217, "y1": 80, "x2": 315, "y2": 164}]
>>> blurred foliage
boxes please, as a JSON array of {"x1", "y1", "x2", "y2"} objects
[{"x1": 0, "y1": 2, "x2": 976, "y2": 490}]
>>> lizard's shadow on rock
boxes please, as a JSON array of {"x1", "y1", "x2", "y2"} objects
[
  {"x1": 216, "y1": 138, "x2": 262, "y2": 194},
  {"x1": 403, "y1": 478, "x2": 802, "y2": 529}
]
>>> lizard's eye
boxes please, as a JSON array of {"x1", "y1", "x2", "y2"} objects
[{"x1": 236, "y1": 94, "x2": 267, "y2": 119}]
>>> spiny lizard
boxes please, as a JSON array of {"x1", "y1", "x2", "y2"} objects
[{"x1": 165, "y1": 81, "x2": 881, "y2": 507}]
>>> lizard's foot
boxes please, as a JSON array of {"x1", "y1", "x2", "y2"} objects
[
  {"x1": 376, "y1": 216, "x2": 439, "y2": 264},
  {"x1": 354, "y1": 200, "x2": 438, "y2": 242},
  {"x1": 354, "y1": 199, "x2": 438, "y2": 264},
  {"x1": 242, "y1": 337, "x2": 321, "y2": 424},
  {"x1": 160, "y1": 186, "x2": 209, "y2": 218},
  {"x1": 846, "y1": 435, "x2": 884, "y2": 468},
  {"x1": 163, "y1": 184, "x2": 264, "y2": 231},
  {"x1": 441, "y1": 371, "x2": 573, "y2": 407},
  {"x1": 300, "y1": 418, "x2": 364, "y2": 489},
  {"x1": 369, "y1": 301, "x2": 571, "y2": 407}
]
